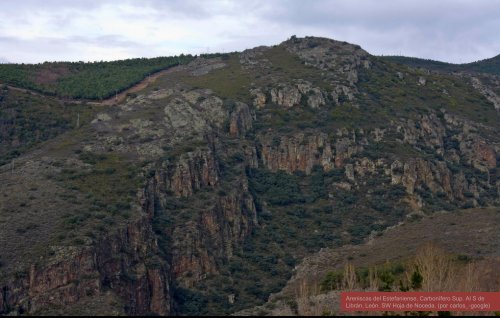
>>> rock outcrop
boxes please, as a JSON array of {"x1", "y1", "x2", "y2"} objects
[
  {"x1": 260, "y1": 133, "x2": 335, "y2": 174},
  {"x1": 471, "y1": 76, "x2": 500, "y2": 111},
  {"x1": 229, "y1": 102, "x2": 254, "y2": 137},
  {"x1": 146, "y1": 168, "x2": 257, "y2": 288},
  {"x1": 141, "y1": 127, "x2": 259, "y2": 288},
  {"x1": 396, "y1": 158, "x2": 453, "y2": 197},
  {"x1": 270, "y1": 85, "x2": 302, "y2": 108},
  {"x1": 0, "y1": 216, "x2": 171, "y2": 316},
  {"x1": 169, "y1": 182, "x2": 257, "y2": 287},
  {"x1": 283, "y1": 36, "x2": 370, "y2": 76},
  {"x1": 261, "y1": 81, "x2": 328, "y2": 109},
  {"x1": 187, "y1": 57, "x2": 227, "y2": 76},
  {"x1": 160, "y1": 149, "x2": 220, "y2": 197},
  {"x1": 163, "y1": 93, "x2": 227, "y2": 142},
  {"x1": 239, "y1": 46, "x2": 272, "y2": 69},
  {"x1": 250, "y1": 88, "x2": 267, "y2": 108}
]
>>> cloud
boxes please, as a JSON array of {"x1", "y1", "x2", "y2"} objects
[{"x1": 0, "y1": 0, "x2": 499, "y2": 63}]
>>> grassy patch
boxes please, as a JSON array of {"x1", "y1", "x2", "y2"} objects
[
  {"x1": 178, "y1": 54, "x2": 253, "y2": 101},
  {"x1": 52, "y1": 152, "x2": 141, "y2": 245},
  {"x1": 263, "y1": 46, "x2": 334, "y2": 90}
]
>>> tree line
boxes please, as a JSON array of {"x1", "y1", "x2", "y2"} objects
[{"x1": 0, "y1": 55, "x2": 195, "y2": 100}]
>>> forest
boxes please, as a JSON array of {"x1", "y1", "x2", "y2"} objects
[{"x1": 0, "y1": 55, "x2": 194, "y2": 99}]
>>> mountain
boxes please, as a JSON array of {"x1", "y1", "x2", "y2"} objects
[{"x1": 0, "y1": 36, "x2": 499, "y2": 316}]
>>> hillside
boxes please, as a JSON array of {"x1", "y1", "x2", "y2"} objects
[
  {"x1": 381, "y1": 54, "x2": 500, "y2": 76},
  {"x1": 0, "y1": 55, "x2": 194, "y2": 99},
  {"x1": 237, "y1": 207, "x2": 500, "y2": 316},
  {"x1": 0, "y1": 36, "x2": 499, "y2": 316}
]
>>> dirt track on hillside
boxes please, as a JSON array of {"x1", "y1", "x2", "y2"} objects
[{"x1": 2, "y1": 65, "x2": 185, "y2": 106}]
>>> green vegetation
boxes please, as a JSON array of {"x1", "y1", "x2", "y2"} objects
[
  {"x1": 247, "y1": 168, "x2": 305, "y2": 205},
  {"x1": 361, "y1": 141, "x2": 425, "y2": 161},
  {"x1": 0, "y1": 55, "x2": 194, "y2": 99},
  {"x1": 173, "y1": 165, "x2": 411, "y2": 315},
  {"x1": 357, "y1": 58, "x2": 499, "y2": 126},
  {"x1": 0, "y1": 87, "x2": 99, "y2": 165},
  {"x1": 251, "y1": 51, "x2": 498, "y2": 135},
  {"x1": 54, "y1": 152, "x2": 141, "y2": 244},
  {"x1": 381, "y1": 54, "x2": 500, "y2": 76}
]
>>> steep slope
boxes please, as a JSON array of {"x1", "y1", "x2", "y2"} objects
[
  {"x1": 0, "y1": 36, "x2": 499, "y2": 316},
  {"x1": 237, "y1": 207, "x2": 500, "y2": 316},
  {"x1": 0, "y1": 86, "x2": 102, "y2": 166}
]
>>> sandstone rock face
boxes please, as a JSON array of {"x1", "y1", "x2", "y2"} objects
[
  {"x1": 282, "y1": 36, "x2": 370, "y2": 103},
  {"x1": 250, "y1": 88, "x2": 266, "y2": 108},
  {"x1": 268, "y1": 81, "x2": 327, "y2": 109},
  {"x1": 161, "y1": 149, "x2": 220, "y2": 197},
  {"x1": 255, "y1": 109, "x2": 497, "y2": 209},
  {"x1": 353, "y1": 158, "x2": 377, "y2": 178},
  {"x1": 0, "y1": 217, "x2": 171, "y2": 316},
  {"x1": 239, "y1": 46, "x2": 271, "y2": 68},
  {"x1": 270, "y1": 85, "x2": 302, "y2": 108},
  {"x1": 296, "y1": 83, "x2": 326, "y2": 108},
  {"x1": 344, "y1": 164, "x2": 355, "y2": 181},
  {"x1": 306, "y1": 89, "x2": 326, "y2": 109},
  {"x1": 170, "y1": 183, "x2": 257, "y2": 287},
  {"x1": 163, "y1": 93, "x2": 227, "y2": 141},
  {"x1": 135, "y1": 112, "x2": 260, "y2": 289},
  {"x1": 395, "y1": 158, "x2": 453, "y2": 197},
  {"x1": 473, "y1": 141, "x2": 497, "y2": 169},
  {"x1": 260, "y1": 133, "x2": 335, "y2": 174},
  {"x1": 283, "y1": 36, "x2": 369, "y2": 76},
  {"x1": 229, "y1": 102, "x2": 254, "y2": 137},
  {"x1": 259, "y1": 130, "x2": 365, "y2": 175},
  {"x1": 146, "y1": 170, "x2": 258, "y2": 288},
  {"x1": 400, "y1": 113, "x2": 445, "y2": 152},
  {"x1": 334, "y1": 137, "x2": 363, "y2": 168},
  {"x1": 471, "y1": 76, "x2": 500, "y2": 111}
]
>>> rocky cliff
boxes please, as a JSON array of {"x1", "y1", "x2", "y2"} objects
[
  {"x1": 255, "y1": 107, "x2": 498, "y2": 210},
  {"x1": 0, "y1": 216, "x2": 171, "y2": 315},
  {"x1": 146, "y1": 153, "x2": 258, "y2": 288}
]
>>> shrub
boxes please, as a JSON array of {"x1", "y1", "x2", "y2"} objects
[
  {"x1": 247, "y1": 168, "x2": 305, "y2": 206},
  {"x1": 320, "y1": 271, "x2": 343, "y2": 291}
]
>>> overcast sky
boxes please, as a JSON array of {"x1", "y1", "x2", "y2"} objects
[{"x1": 1, "y1": 0, "x2": 499, "y2": 64}]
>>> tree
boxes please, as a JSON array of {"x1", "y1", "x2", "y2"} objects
[
  {"x1": 411, "y1": 268, "x2": 423, "y2": 290},
  {"x1": 342, "y1": 263, "x2": 357, "y2": 291},
  {"x1": 413, "y1": 243, "x2": 454, "y2": 292}
]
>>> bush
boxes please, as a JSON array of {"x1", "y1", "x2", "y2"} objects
[
  {"x1": 388, "y1": 185, "x2": 407, "y2": 199},
  {"x1": 320, "y1": 271, "x2": 343, "y2": 291},
  {"x1": 309, "y1": 165, "x2": 326, "y2": 201},
  {"x1": 247, "y1": 168, "x2": 305, "y2": 206}
]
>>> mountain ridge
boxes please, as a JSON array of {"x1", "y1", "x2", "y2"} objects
[{"x1": 381, "y1": 53, "x2": 500, "y2": 75}]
